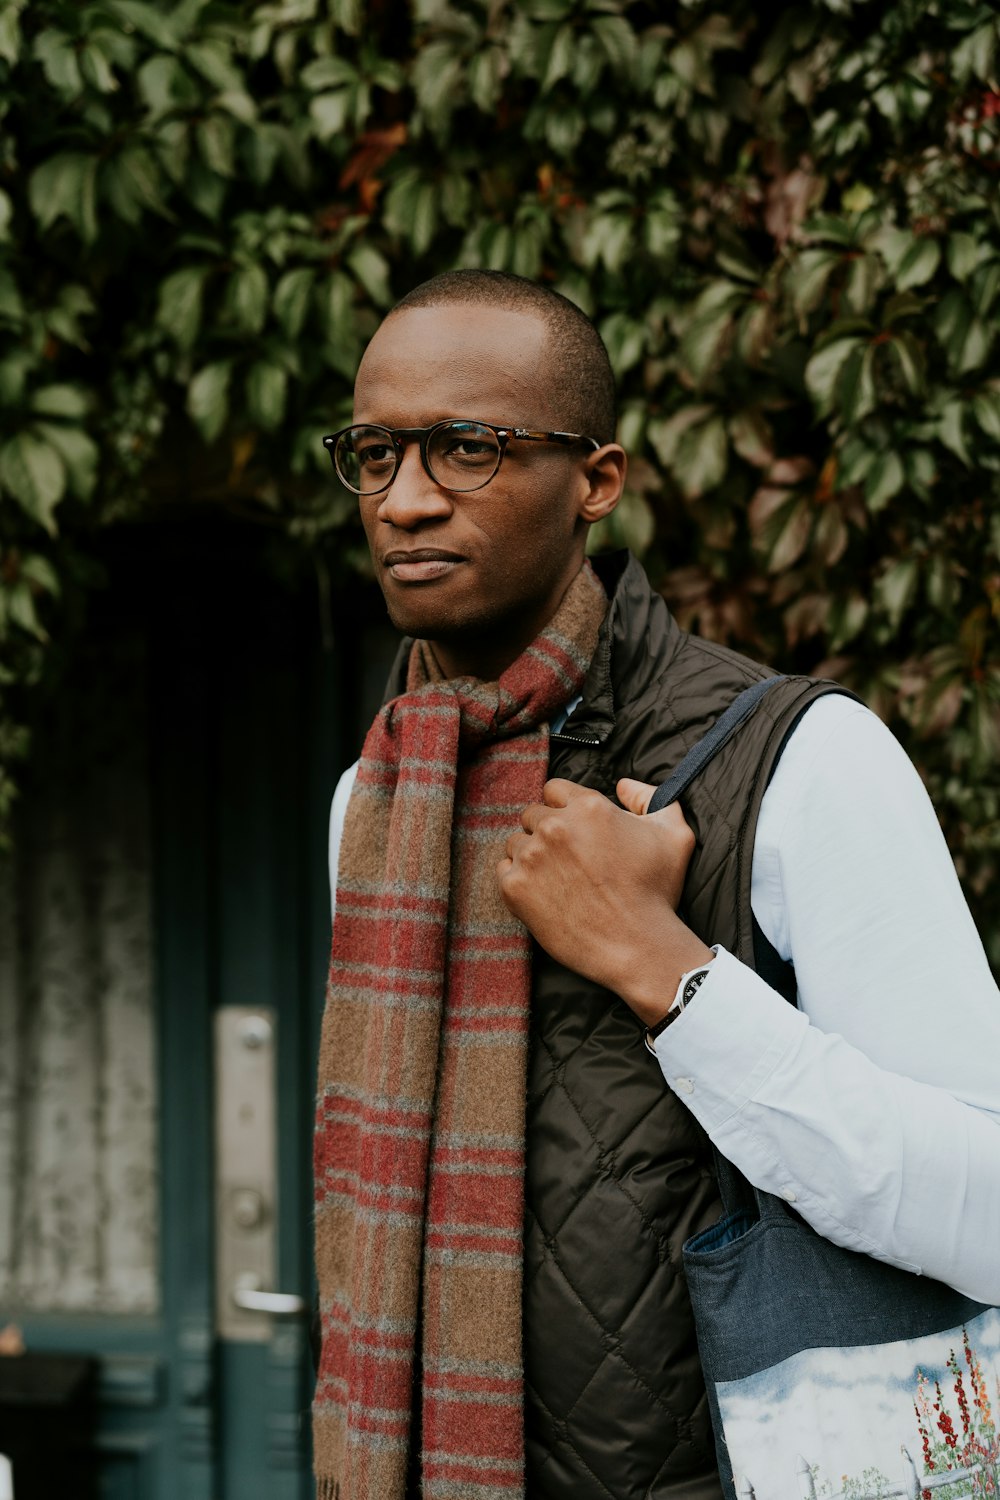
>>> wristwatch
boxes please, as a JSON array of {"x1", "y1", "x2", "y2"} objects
[{"x1": 643, "y1": 962, "x2": 713, "y2": 1053}]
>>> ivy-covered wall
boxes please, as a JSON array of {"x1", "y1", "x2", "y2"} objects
[{"x1": 1, "y1": 0, "x2": 998, "y2": 961}]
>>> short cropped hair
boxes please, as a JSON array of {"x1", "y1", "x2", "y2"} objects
[{"x1": 389, "y1": 270, "x2": 618, "y2": 445}]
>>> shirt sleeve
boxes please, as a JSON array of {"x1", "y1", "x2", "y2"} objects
[
  {"x1": 652, "y1": 695, "x2": 1000, "y2": 1304},
  {"x1": 329, "y1": 761, "x2": 359, "y2": 920}
]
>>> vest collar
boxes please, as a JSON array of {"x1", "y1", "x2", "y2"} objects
[{"x1": 551, "y1": 550, "x2": 681, "y2": 748}]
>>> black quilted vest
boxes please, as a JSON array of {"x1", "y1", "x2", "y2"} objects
[
  {"x1": 524, "y1": 552, "x2": 841, "y2": 1500},
  {"x1": 384, "y1": 551, "x2": 841, "y2": 1500}
]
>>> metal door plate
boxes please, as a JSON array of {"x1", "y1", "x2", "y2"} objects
[{"x1": 214, "y1": 1007, "x2": 277, "y2": 1341}]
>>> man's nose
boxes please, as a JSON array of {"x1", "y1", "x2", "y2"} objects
[{"x1": 375, "y1": 441, "x2": 453, "y2": 527}]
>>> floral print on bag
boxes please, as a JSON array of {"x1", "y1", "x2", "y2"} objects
[{"x1": 716, "y1": 1307, "x2": 1000, "y2": 1499}]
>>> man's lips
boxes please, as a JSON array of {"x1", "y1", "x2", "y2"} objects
[{"x1": 382, "y1": 549, "x2": 465, "y2": 583}]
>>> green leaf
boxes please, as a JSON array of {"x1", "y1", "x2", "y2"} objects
[
  {"x1": 347, "y1": 243, "x2": 391, "y2": 308},
  {"x1": 729, "y1": 409, "x2": 774, "y2": 469},
  {"x1": 580, "y1": 210, "x2": 633, "y2": 274},
  {"x1": 225, "y1": 264, "x2": 269, "y2": 335},
  {"x1": 0, "y1": 189, "x2": 11, "y2": 242},
  {"x1": 972, "y1": 388, "x2": 1000, "y2": 444},
  {"x1": 79, "y1": 40, "x2": 118, "y2": 92},
  {"x1": 20, "y1": 554, "x2": 60, "y2": 595},
  {"x1": 885, "y1": 332, "x2": 924, "y2": 396},
  {"x1": 468, "y1": 47, "x2": 502, "y2": 113},
  {"x1": 788, "y1": 248, "x2": 840, "y2": 324},
  {"x1": 215, "y1": 89, "x2": 257, "y2": 124},
  {"x1": 28, "y1": 154, "x2": 99, "y2": 243},
  {"x1": 953, "y1": 20, "x2": 997, "y2": 85},
  {"x1": 542, "y1": 23, "x2": 575, "y2": 91},
  {"x1": 33, "y1": 423, "x2": 98, "y2": 500},
  {"x1": 591, "y1": 15, "x2": 638, "y2": 74},
  {"x1": 843, "y1": 254, "x2": 879, "y2": 317},
  {"x1": 33, "y1": 29, "x2": 83, "y2": 93},
  {"x1": 137, "y1": 53, "x2": 185, "y2": 115},
  {"x1": 186, "y1": 39, "x2": 243, "y2": 93},
  {"x1": 948, "y1": 232, "x2": 984, "y2": 283},
  {"x1": 648, "y1": 405, "x2": 714, "y2": 467},
  {"x1": 864, "y1": 451, "x2": 904, "y2": 512},
  {"x1": 309, "y1": 91, "x2": 351, "y2": 139},
  {"x1": 7, "y1": 584, "x2": 46, "y2": 641},
  {"x1": 197, "y1": 115, "x2": 236, "y2": 177},
  {"x1": 839, "y1": 344, "x2": 876, "y2": 424},
  {"x1": 957, "y1": 317, "x2": 993, "y2": 375},
  {"x1": 187, "y1": 361, "x2": 232, "y2": 442},
  {"x1": 938, "y1": 402, "x2": 971, "y2": 466},
  {"x1": 0, "y1": 2, "x2": 22, "y2": 65},
  {"x1": 105, "y1": 145, "x2": 172, "y2": 221},
  {"x1": 156, "y1": 265, "x2": 209, "y2": 348},
  {"x1": 300, "y1": 56, "x2": 356, "y2": 90},
  {"x1": 103, "y1": 0, "x2": 181, "y2": 51},
  {"x1": 679, "y1": 283, "x2": 745, "y2": 382},
  {"x1": 749, "y1": 487, "x2": 812, "y2": 573},
  {"x1": 0, "y1": 433, "x2": 66, "y2": 531},
  {"x1": 875, "y1": 557, "x2": 918, "y2": 630},
  {"x1": 903, "y1": 448, "x2": 936, "y2": 498},
  {"x1": 599, "y1": 312, "x2": 645, "y2": 377},
  {"x1": 273, "y1": 267, "x2": 315, "y2": 339},
  {"x1": 0, "y1": 272, "x2": 22, "y2": 324},
  {"x1": 31, "y1": 385, "x2": 89, "y2": 419},
  {"x1": 895, "y1": 238, "x2": 941, "y2": 292},
  {"x1": 804, "y1": 214, "x2": 857, "y2": 248},
  {"x1": 804, "y1": 336, "x2": 862, "y2": 415},
  {"x1": 246, "y1": 360, "x2": 288, "y2": 432},
  {"x1": 872, "y1": 225, "x2": 914, "y2": 277},
  {"x1": 673, "y1": 415, "x2": 728, "y2": 500}
]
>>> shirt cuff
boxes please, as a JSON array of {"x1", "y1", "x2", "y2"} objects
[{"x1": 648, "y1": 944, "x2": 809, "y2": 1129}]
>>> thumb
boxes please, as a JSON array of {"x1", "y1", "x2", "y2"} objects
[{"x1": 616, "y1": 777, "x2": 659, "y2": 816}]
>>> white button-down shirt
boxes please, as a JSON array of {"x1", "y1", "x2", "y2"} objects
[{"x1": 329, "y1": 693, "x2": 1000, "y2": 1305}]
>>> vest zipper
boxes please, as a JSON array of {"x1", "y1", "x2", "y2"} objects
[{"x1": 549, "y1": 731, "x2": 603, "y2": 746}]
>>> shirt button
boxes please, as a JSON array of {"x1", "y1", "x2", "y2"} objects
[
  {"x1": 780, "y1": 1186, "x2": 797, "y2": 1203},
  {"x1": 674, "y1": 1077, "x2": 695, "y2": 1095}
]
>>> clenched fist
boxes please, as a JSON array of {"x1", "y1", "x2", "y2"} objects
[{"x1": 497, "y1": 777, "x2": 714, "y2": 1027}]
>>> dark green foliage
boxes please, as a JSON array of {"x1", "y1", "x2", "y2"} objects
[{"x1": 0, "y1": 0, "x2": 998, "y2": 962}]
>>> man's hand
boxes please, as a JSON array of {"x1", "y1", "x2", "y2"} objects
[{"x1": 497, "y1": 778, "x2": 714, "y2": 1026}]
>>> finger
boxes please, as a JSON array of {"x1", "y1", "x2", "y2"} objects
[
  {"x1": 541, "y1": 778, "x2": 589, "y2": 807},
  {"x1": 520, "y1": 801, "x2": 545, "y2": 833},
  {"x1": 616, "y1": 777, "x2": 659, "y2": 816},
  {"x1": 504, "y1": 829, "x2": 530, "y2": 861}
]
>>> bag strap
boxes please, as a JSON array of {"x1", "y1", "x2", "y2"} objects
[
  {"x1": 644, "y1": 673, "x2": 794, "y2": 1223},
  {"x1": 646, "y1": 676, "x2": 788, "y2": 815}
]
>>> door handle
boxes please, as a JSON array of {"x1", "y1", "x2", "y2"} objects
[{"x1": 231, "y1": 1272, "x2": 306, "y2": 1316}]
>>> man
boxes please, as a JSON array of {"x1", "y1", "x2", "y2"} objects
[{"x1": 313, "y1": 270, "x2": 1000, "y2": 1500}]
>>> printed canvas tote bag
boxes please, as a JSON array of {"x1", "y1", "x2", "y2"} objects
[
  {"x1": 684, "y1": 1163, "x2": 997, "y2": 1500},
  {"x1": 652, "y1": 679, "x2": 1000, "y2": 1500}
]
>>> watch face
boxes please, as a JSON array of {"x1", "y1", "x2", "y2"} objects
[{"x1": 681, "y1": 968, "x2": 710, "y2": 1008}]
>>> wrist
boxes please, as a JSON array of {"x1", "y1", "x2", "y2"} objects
[
  {"x1": 622, "y1": 934, "x2": 716, "y2": 1028},
  {"x1": 643, "y1": 956, "x2": 715, "y2": 1052}
]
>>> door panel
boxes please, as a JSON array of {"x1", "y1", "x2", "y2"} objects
[{"x1": 1, "y1": 525, "x2": 351, "y2": 1499}]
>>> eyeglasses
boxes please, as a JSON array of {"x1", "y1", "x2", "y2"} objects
[{"x1": 322, "y1": 419, "x2": 601, "y2": 496}]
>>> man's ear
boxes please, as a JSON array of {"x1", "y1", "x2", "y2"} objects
[{"x1": 576, "y1": 443, "x2": 627, "y2": 524}]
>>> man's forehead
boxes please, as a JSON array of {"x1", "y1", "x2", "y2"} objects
[{"x1": 353, "y1": 303, "x2": 555, "y2": 425}]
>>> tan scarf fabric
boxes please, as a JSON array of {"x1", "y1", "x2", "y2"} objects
[{"x1": 313, "y1": 562, "x2": 608, "y2": 1500}]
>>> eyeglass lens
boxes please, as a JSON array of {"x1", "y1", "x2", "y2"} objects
[{"x1": 335, "y1": 422, "x2": 503, "y2": 494}]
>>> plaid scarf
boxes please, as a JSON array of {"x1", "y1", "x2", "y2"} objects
[{"x1": 313, "y1": 562, "x2": 608, "y2": 1500}]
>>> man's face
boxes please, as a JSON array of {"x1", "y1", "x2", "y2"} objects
[{"x1": 352, "y1": 304, "x2": 609, "y2": 680}]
